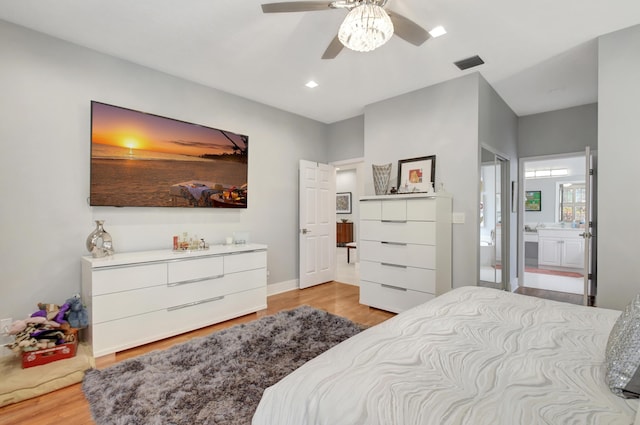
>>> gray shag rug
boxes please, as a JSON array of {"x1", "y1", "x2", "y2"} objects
[{"x1": 82, "y1": 306, "x2": 364, "y2": 425}]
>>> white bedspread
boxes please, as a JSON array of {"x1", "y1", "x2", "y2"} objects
[{"x1": 253, "y1": 286, "x2": 638, "y2": 425}]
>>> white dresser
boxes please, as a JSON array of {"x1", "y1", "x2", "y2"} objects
[
  {"x1": 359, "y1": 194, "x2": 452, "y2": 313},
  {"x1": 81, "y1": 244, "x2": 267, "y2": 357}
]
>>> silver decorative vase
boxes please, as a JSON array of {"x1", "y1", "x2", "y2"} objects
[
  {"x1": 86, "y1": 220, "x2": 114, "y2": 258},
  {"x1": 372, "y1": 163, "x2": 392, "y2": 195}
]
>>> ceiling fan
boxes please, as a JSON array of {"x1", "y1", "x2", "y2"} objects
[{"x1": 261, "y1": 0, "x2": 431, "y2": 59}]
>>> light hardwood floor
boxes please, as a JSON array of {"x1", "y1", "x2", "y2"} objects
[{"x1": 0, "y1": 282, "x2": 394, "y2": 425}]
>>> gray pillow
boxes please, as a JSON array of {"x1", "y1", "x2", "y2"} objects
[{"x1": 605, "y1": 294, "x2": 640, "y2": 398}]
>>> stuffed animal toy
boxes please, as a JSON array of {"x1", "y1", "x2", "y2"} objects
[
  {"x1": 32, "y1": 303, "x2": 60, "y2": 321},
  {"x1": 32, "y1": 302, "x2": 70, "y2": 324},
  {"x1": 8, "y1": 319, "x2": 27, "y2": 335},
  {"x1": 65, "y1": 294, "x2": 89, "y2": 328}
]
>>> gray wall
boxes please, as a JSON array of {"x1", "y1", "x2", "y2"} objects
[
  {"x1": 518, "y1": 103, "x2": 598, "y2": 157},
  {"x1": 327, "y1": 115, "x2": 364, "y2": 163},
  {"x1": 0, "y1": 20, "x2": 328, "y2": 320},
  {"x1": 478, "y1": 77, "x2": 519, "y2": 288},
  {"x1": 364, "y1": 74, "x2": 480, "y2": 289},
  {"x1": 597, "y1": 24, "x2": 640, "y2": 310}
]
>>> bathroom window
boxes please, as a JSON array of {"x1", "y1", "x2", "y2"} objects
[{"x1": 559, "y1": 183, "x2": 586, "y2": 222}]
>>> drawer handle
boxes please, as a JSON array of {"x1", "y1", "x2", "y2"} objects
[
  {"x1": 381, "y1": 284, "x2": 407, "y2": 292},
  {"x1": 167, "y1": 274, "x2": 224, "y2": 287},
  {"x1": 381, "y1": 241, "x2": 407, "y2": 246},
  {"x1": 167, "y1": 295, "x2": 224, "y2": 312},
  {"x1": 381, "y1": 262, "x2": 407, "y2": 269},
  {"x1": 381, "y1": 220, "x2": 407, "y2": 223}
]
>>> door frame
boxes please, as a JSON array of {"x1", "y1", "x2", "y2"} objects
[
  {"x1": 517, "y1": 150, "x2": 596, "y2": 304},
  {"x1": 479, "y1": 145, "x2": 510, "y2": 290},
  {"x1": 331, "y1": 157, "x2": 365, "y2": 265}
]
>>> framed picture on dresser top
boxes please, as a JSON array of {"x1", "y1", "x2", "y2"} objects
[{"x1": 397, "y1": 155, "x2": 436, "y2": 193}]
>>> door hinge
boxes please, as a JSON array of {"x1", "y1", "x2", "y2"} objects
[
  {"x1": 589, "y1": 169, "x2": 594, "y2": 176},
  {"x1": 588, "y1": 273, "x2": 593, "y2": 280}
]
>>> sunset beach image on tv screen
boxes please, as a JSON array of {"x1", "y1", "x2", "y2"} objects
[{"x1": 90, "y1": 101, "x2": 248, "y2": 208}]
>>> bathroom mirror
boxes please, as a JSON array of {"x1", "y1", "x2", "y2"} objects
[{"x1": 479, "y1": 147, "x2": 509, "y2": 289}]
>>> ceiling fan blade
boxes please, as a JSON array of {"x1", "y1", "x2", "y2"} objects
[
  {"x1": 321, "y1": 35, "x2": 344, "y2": 59},
  {"x1": 387, "y1": 10, "x2": 431, "y2": 46},
  {"x1": 261, "y1": 2, "x2": 332, "y2": 13}
]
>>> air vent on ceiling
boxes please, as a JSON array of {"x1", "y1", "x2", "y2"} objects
[{"x1": 454, "y1": 55, "x2": 485, "y2": 71}]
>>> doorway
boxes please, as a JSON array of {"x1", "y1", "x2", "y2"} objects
[
  {"x1": 479, "y1": 147, "x2": 509, "y2": 290},
  {"x1": 334, "y1": 159, "x2": 364, "y2": 286},
  {"x1": 517, "y1": 151, "x2": 596, "y2": 305}
]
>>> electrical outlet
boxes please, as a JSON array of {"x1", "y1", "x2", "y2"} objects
[{"x1": 0, "y1": 318, "x2": 12, "y2": 334}]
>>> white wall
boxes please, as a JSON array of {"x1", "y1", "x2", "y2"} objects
[
  {"x1": 336, "y1": 169, "x2": 357, "y2": 223},
  {"x1": 364, "y1": 74, "x2": 480, "y2": 288},
  {"x1": 597, "y1": 24, "x2": 640, "y2": 310},
  {"x1": 336, "y1": 169, "x2": 358, "y2": 256},
  {"x1": 0, "y1": 21, "x2": 328, "y2": 319}
]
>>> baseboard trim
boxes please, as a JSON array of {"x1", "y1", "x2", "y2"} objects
[{"x1": 267, "y1": 279, "x2": 299, "y2": 296}]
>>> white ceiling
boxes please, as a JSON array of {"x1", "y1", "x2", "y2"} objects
[{"x1": 1, "y1": 0, "x2": 638, "y2": 123}]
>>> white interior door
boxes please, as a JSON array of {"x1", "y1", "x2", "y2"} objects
[{"x1": 299, "y1": 160, "x2": 336, "y2": 289}]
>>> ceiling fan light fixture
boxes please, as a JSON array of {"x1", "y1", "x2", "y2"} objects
[{"x1": 338, "y1": 4, "x2": 394, "y2": 53}]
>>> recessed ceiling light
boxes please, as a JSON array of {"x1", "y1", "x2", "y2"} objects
[
  {"x1": 305, "y1": 80, "x2": 319, "y2": 88},
  {"x1": 429, "y1": 26, "x2": 447, "y2": 38}
]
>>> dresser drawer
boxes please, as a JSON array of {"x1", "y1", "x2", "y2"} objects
[
  {"x1": 359, "y1": 240, "x2": 435, "y2": 268},
  {"x1": 361, "y1": 198, "x2": 437, "y2": 221},
  {"x1": 381, "y1": 200, "x2": 407, "y2": 221},
  {"x1": 91, "y1": 287, "x2": 267, "y2": 357},
  {"x1": 360, "y1": 200, "x2": 381, "y2": 220},
  {"x1": 168, "y1": 255, "x2": 224, "y2": 284},
  {"x1": 360, "y1": 260, "x2": 436, "y2": 293},
  {"x1": 406, "y1": 198, "x2": 436, "y2": 221},
  {"x1": 360, "y1": 220, "x2": 436, "y2": 245},
  {"x1": 92, "y1": 263, "x2": 167, "y2": 296},
  {"x1": 225, "y1": 250, "x2": 267, "y2": 274},
  {"x1": 359, "y1": 281, "x2": 435, "y2": 313},
  {"x1": 92, "y1": 267, "x2": 266, "y2": 324}
]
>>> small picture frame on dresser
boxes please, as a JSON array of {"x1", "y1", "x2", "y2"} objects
[
  {"x1": 397, "y1": 156, "x2": 436, "y2": 193},
  {"x1": 336, "y1": 192, "x2": 352, "y2": 214}
]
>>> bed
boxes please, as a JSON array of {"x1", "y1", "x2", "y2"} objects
[{"x1": 252, "y1": 286, "x2": 640, "y2": 425}]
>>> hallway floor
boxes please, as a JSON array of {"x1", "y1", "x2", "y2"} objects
[
  {"x1": 522, "y1": 270, "x2": 584, "y2": 294},
  {"x1": 335, "y1": 247, "x2": 358, "y2": 286}
]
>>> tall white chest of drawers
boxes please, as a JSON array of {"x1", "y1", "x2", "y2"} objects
[
  {"x1": 359, "y1": 194, "x2": 452, "y2": 313},
  {"x1": 81, "y1": 244, "x2": 267, "y2": 357}
]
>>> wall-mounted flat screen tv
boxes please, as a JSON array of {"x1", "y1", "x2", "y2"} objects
[{"x1": 90, "y1": 101, "x2": 248, "y2": 208}]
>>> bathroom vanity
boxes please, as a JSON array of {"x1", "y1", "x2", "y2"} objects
[{"x1": 537, "y1": 228, "x2": 585, "y2": 270}]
